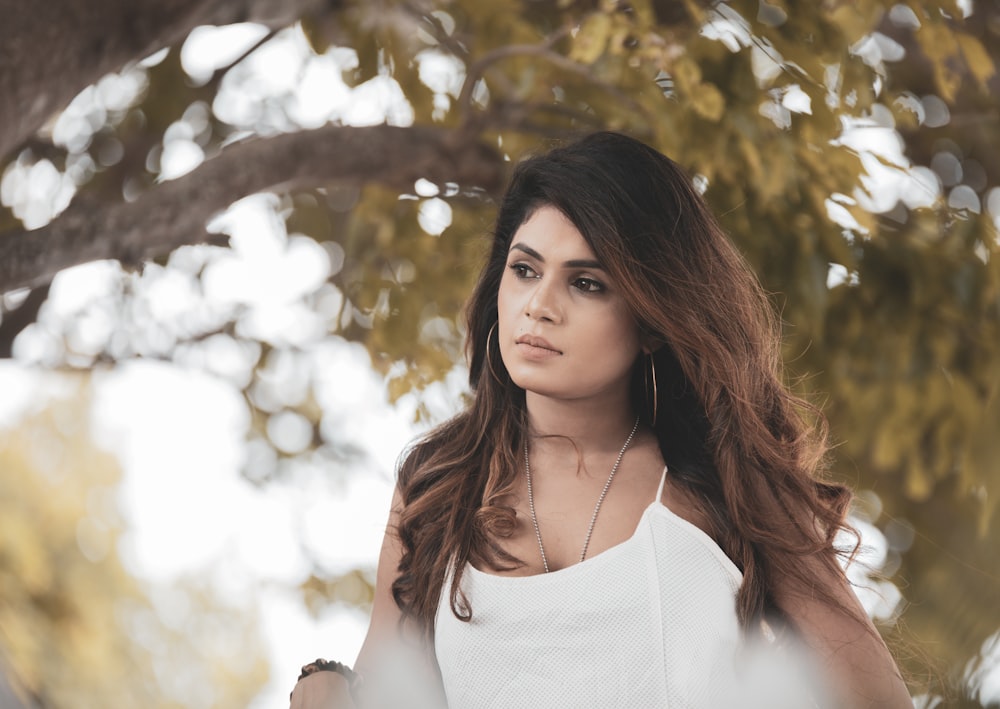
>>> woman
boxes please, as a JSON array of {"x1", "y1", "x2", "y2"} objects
[{"x1": 290, "y1": 132, "x2": 912, "y2": 708}]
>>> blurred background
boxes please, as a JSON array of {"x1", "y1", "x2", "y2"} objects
[{"x1": 0, "y1": 0, "x2": 998, "y2": 706}]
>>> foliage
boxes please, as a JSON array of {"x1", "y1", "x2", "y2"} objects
[
  {"x1": 0, "y1": 387, "x2": 269, "y2": 708},
  {"x1": 1, "y1": 0, "x2": 999, "y2": 703}
]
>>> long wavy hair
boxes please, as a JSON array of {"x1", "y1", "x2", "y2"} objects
[{"x1": 392, "y1": 131, "x2": 857, "y2": 639}]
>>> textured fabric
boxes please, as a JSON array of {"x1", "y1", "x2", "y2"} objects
[{"x1": 434, "y1": 468, "x2": 746, "y2": 708}]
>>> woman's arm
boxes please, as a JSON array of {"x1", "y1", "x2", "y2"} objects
[
  {"x1": 774, "y1": 551, "x2": 913, "y2": 709},
  {"x1": 290, "y1": 487, "x2": 443, "y2": 708}
]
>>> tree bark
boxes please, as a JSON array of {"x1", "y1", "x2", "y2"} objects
[
  {"x1": 0, "y1": 0, "x2": 332, "y2": 161},
  {"x1": 0, "y1": 124, "x2": 505, "y2": 292}
]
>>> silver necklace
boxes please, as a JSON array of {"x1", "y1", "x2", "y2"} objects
[{"x1": 523, "y1": 415, "x2": 640, "y2": 573}]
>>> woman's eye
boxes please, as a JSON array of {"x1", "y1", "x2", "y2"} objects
[
  {"x1": 573, "y1": 277, "x2": 604, "y2": 293},
  {"x1": 508, "y1": 263, "x2": 537, "y2": 279}
]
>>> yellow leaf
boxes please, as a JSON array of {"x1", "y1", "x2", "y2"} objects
[
  {"x1": 915, "y1": 20, "x2": 962, "y2": 102},
  {"x1": 672, "y1": 55, "x2": 702, "y2": 94},
  {"x1": 739, "y1": 136, "x2": 764, "y2": 186},
  {"x1": 623, "y1": 0, "x2": 656, "y2": 28},
  {"x1": 690, "y1": 82, "x2": 725, "y2": 122},
  {"x1": 956, "y1": 33, "x2": 997, "y2": 90},
  {"x1": 680, "y1": 0, "x2": 706, "y2": 24},
  {"x1": 872, "y1": 424, "x2": 903, "y2": 470},
  {"x1": 826, "y1": 4, "x2": 873, "y2": 44},
  {"x1": 917, "y1": 21, "x2": 960, "y2": 62},
  {"x1": 904, "y1": 456, "x2": 934, "y2": 502},
  {"x1": 570, "y1": 13, "x2": 612, "y2": 65}
]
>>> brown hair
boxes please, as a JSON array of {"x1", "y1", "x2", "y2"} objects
[{"x1": 392, "y1": 131, "x2": 856, "y2": 638}]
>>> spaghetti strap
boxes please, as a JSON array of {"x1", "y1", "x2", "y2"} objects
[{"x1": 654, "y1": 465, "x2": 669, "y2": 504}]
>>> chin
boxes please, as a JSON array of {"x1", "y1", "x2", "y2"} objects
[
  {"x1": 509, "y1": 372, "x2": 559, "y2": 398},
  {"x1": 510, "y1": 374, "x2": 583, "y2": 401}
]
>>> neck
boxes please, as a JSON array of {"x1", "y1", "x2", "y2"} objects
[{"x1": 524, "y1": 391, "x2": 638, "y2": 456}]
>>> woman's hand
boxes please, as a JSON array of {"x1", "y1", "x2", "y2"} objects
[{"x1": 289, "y1": 671, "x2": 356, "y2": 709}]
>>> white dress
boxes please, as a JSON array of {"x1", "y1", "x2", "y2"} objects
[{"x1": 434, "y1": 468, "x2": 748, "y2": 708}]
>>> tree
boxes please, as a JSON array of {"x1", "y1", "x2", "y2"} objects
[
  {"x1": 1, "y1": 0, "x2": 998, "y2": 703},
  {"x1": 0, "y1": 386, "x2": 269, "y2": 708}
]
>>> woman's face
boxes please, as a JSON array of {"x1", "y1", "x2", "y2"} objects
[{"x1": 497, "y1": 205, "x2": 643, "y2": 405}]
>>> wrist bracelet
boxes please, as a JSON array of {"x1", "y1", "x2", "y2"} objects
[{"x1": 292, "y1": 658, "x2": 364, "y2": 703}]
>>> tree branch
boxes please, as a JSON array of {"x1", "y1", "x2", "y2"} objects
[
  {"x1": 456, "y1": 34, "x2": 567, "y2": 124},
  {"x1": 0, "y1": 124, "x2": 505, "y2": 293},
  {"x1": 455, "y1": 32, "x2": 652, "y2": 131},
  {"x1": 402, "y1": 1, "x2": 470, "y2": 59},
  {"x1": 0, "y1": 0, "x2": 334, "y2": 162}
]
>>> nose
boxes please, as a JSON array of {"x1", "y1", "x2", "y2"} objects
[{"x1": 525, "y1": 277, "x2": 562, "y2": 323}]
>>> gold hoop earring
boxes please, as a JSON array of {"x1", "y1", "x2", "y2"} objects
[
  {"x1": 646, "y1": 353, "x2": 658, "y2": 427},
  {"x1": 485, "y1": 322, "x2": 504, "y2": 383}
]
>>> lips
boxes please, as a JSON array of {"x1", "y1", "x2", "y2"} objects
[{"x1": 515, "y1": 334, "x2": 562, "y2": 354}]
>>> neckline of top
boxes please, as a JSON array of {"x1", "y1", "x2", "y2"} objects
[
  {"x1": 465, "y1": 465, "x2": 664, "y2": 580},
  {"x1": 466, "y1": 498, "x2": 662, "y2": 581},
  {"x1": 465, "y1": 463, "x2": 741, "y2": 582},
  {"x1": 470, "y1": 465, "x2": 667, "y2": 579},
  {"x1": 465, "y1": 497, "x2": 742, "y2": 583}
]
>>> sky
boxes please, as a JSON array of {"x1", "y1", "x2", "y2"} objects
[
  {"x1": 93, "y1": 357, "x2": 404, "y2": 708},
  {"x1": 2, "y1": 14, "x2": 999, "y2": 709}
]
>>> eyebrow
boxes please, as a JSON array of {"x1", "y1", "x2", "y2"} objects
[{"x1": 509, "y1": 243, "x2": 605, "y2": 270}]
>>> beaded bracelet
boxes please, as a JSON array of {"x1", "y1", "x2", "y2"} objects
[{"x1": 292, "y1": 658, "x2": 364, "y2": 703}]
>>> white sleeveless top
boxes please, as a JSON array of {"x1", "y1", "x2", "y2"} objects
[{"x1": 434, "y1": 468, "x2": 746, "y2": 708}]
